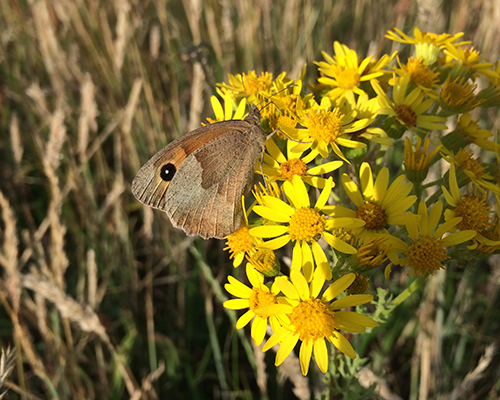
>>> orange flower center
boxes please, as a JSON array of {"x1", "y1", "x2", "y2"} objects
[
  {"x1": 289, "y1": 299, "x2": 337, "y2": 341},
  {"x1": 356, "y1": 201, "x2": 387, "y2": 230},
  {"x1": 407, "y1": 236, "x2": 448, "y2": 275},
  {"x1": 280, "y1": 158, "x2": 308, "y2": 180},
  {"x1": 289, "y1": 208, "x2": 325, "y2": 242},
  {"x1": 395, "y1": 104, "x2": 417, "y2": 127},
  {"x1": 308, "y1": 108, "x2": 344, "y2": 145}
]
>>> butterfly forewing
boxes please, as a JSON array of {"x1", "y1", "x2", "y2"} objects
[{"x1": 132, "y1": 106, "x2": 266, "y2": 239}]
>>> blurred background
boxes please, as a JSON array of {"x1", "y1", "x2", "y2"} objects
[{"x1": 1, "y1": 0, "x2": 500, "y2": 399}]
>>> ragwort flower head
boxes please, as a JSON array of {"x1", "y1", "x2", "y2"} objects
[
  {"x1": 262, "y1": 138, "x2": 343, "y2": 189},
  {"x1": 259, "y1": 271, "x2": 377, "y2": 375},
  {"x1": 217, "y1": 70, "x2": 279, "y2": 103},
  {"x1": 443, "y1": 43, "x2": 498, "y2": 80},
  {"x1": 442, "y1": 163, "x2": 498, "y2": 247},
  {"x1": 373, "y1": 74, "x2": 448, "y2": 135},
  {"x1": 250, "y1": 176, "x2": 364, "y2": 281},
  {"x1": 440, "y1": 148, "x2": 500, "y2": 196},
  {"x1": 205, "y1": 93, "x2": 247, "y2": 125},
  {"x1": 289, "y1": 96, "x2": 370, "y2": 160},
  {"x1": 224, "y1": 264, "x2": 282, "y2": 346},
  {"x1": 323, "y1": 162, "x2": 417, "y2": 243},
  {"x1": 316, "y1": 41, "x2": 394, "y2": 101},
  {"x1": 337, "y1": 93, "x2": 393, "y2": 147},
  {"x1": 224, "y1": 200, "x2": 261, "y2": 267},
  {"x1": 391, "y1": 201, "x2": 476, "y2": 276},
  {"x1": 394, "y1": 56, "x2": 440, "y2": 98},
  {"x1": 439, "y1": 76, "x2": 484, "y2": 115},
  {"x1": 386, "y1": 28, "x2": 466, "y2": 64}
]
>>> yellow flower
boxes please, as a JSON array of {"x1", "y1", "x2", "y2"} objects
[
  {"x1": 258, "y1": 78, "x2": 311, "y2": 132},
  {"x1": 205, "y1": 93, "x2": 247, "y2": 125},
  {"x1": 386, "y1": 28, "x2": 465, "y2": 64},
  {"x1": 346, "y1": 273, "x2": 370, "y2": 295},
  {"x1": 403, "y1": 136, "x2": 442, "y2": 183},
  {"x1": 440, "y1": 148, "x2": 500, "y2": 196},
  {"x1": 474, "y1": 219, "x2": 500, "y2": 254},
  {"x1": 224, "y1": 201, "x2": 260, "y2": 267},
  {"x1": 324, "y1": 162, "x2": 417, "y2": 243},
  {"x1": 354, "y1": 236, "x2": 395, "y2": 272},
  {"x1": 450, "y1": 113, "x2": 500, "y2": 153},
  {"x1": 246, "y1": 248, "x2": 280, "y2": 277},
  {"x1": 394, "y1": 56, "x2": 440, "y2": 99},
  {"x1": 337, "y1": 93, "x2": 393, "y2": 146},
  {"x1": 442, "y1": 163, "x2": 498, "y2": 246},
  {"x1": 373, "y1": 74, "x2": 448, "y2": 133},
  {"x1": 217, "y1": 71, "x2": 278, "y2": 103},
  {"x1": 286, "y1": 96, "x2": 370, "y2": 160},
  {"x1": 443, "y1": 43, "x2": 498, "y2": 80},
  {"x1": 250, "y1": 176, "x2": 364, "y2": 281},
  {"x1": 390, "y1": 201, "x2": 477, "y2": 276},
  {"x1": 224, "y1": 264, "x2": 282, "y2": 346},
  {"x1": 439, "y1": 76, "x2": 484, "y2": 114},
  {"x1": 316, "y1": 41, "x2": 395, "y2": 101},
  {"x1": 259, "y1": 271, "x2": 377, "y2": 375},
  {"x1": 262, "y1": 138, "x2": 343, "y2": 188}
]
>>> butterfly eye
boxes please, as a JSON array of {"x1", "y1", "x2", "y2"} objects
[{"x1": 160, "y1": 163, "x2": 176, "y2": 181}]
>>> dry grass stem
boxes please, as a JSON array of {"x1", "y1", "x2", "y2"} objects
[
  {"x1": 0, "y1": 346, "x2": 16, "y2": 399},
  {"x1": 253, "y1": 342, "x2": 268, "y2": 397},
  {"x1": 78, "y1": 73, "x2": 98, "y2": 164},
  {"x1": 86, "y1": 249, "x2": 98, "y2": 310},
  {"x1": 26, "y1": 83, "x2": 50, "y2": 120},
  {"x1": 9, "y1": 114, "x2": 22, "y2": 166},
  {"x1": 187, "y1": 62, "x2": 205, "y2": 132},
  {"x1": 357, "y1": 368, "x2": 404, "y2": 400},
  {"x1": 129, "y1": 362, "x2": 165, "y2": 400},
  {"x1": 32, "y1": 0, "x2": 69, "y2": 107},
  {"x1": 22, "y1": 274, "x2": 110, "y2": 343},
  {"x1": 113, "y1": 0, "x2": 131, "y2": 73},
  {"x1": 149, "y1": 25, "x2": 160, "y2": 61},
  {"x1": 275, "y1": 345, "x2": 310, "y2": 400},
  {"x1": 448, "y1": 344, "x2": 498, "y2": 400},
  {"x1": 0, "y1": 192, "x2": 20, "y2": 314},
  {"x1": 43, "y1": 109, "x2": 66, "y2": 173}
]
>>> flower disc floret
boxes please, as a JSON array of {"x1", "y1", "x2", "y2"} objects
[
  {"x1": 289, "y1": 208, "x2": 325, "y2": 241},
  {"x1": 407, "y1": 236, "x2": 448, "y2": 275},
  {"x1": 395, "y1": 104, "x2": 418, "y2": 127},
  {"x1": 280, "y1": 158, "x2": 308, "y2": 179},
  {"x1": 290, "y1": 299, "x2": 338, "y2": 341},
  {"x1": 249, "y1": 289, "x2": 277, "y2": 318},
  {"x1": 356, "y1": 201, "x2": 387, "y2": 230},
  {"x1": 308, "y1": 107, "x2": 343, "y2": 145}
]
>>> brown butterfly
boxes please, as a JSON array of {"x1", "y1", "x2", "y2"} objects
[{"x1": 131, "y1": 105, "x2": 266, "y2": 239}]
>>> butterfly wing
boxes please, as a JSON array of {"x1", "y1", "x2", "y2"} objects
[
  {"x1": 131, "y1": 118, "x2": 265, "y2": 239},
  {"x1": 165, "y1": 127, "x2": 265, "y2": 239},
  {"x1": 132, "y1": 120, "x2": 252, "y2": 210}
]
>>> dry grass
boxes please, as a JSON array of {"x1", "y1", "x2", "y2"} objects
[{"x1": 1, "y1": 0, "x2": 500, "y2": 399}]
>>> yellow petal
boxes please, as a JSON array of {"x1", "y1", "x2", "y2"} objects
[
  {"x1": 235, "y1": 310, "x2": 254, "y2": 329},
  {"x1": 330, "y1": 294, "x2": 373, "y2": 309},
  {"x1": 258, "y1": 235, "x2": 291, "y2": 250},
  {"x1": 276, "y1": 334, "x2": 300, "y2": 366},
  {"x1": 224, "y1": 299, "x2": 250, "y2": 310},
  {"x1": 313, "y1": 338, "x2": 329, "y2": 373},
  {"x1": 299, "y1": 340, "x2": 313, "y2": 375},
  {"x1": 322, "y1": 273, "x2": 355, "y2": 301},
  {"x1": 250, "y1": 225, "x2": 289, "y2": 238}
]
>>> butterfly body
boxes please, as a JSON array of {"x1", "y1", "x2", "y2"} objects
[{"x1": 132, "y1": 106, "x2": 266, "y2": 239}]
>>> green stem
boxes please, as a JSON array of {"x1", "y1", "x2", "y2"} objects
[{"x1": 381, "y1": 275, "x2": 427, "y2": 316}]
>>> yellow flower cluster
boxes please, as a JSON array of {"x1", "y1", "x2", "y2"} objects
[{"x1": 219, "y1": 28, "x2": 500, "y2": 376}]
